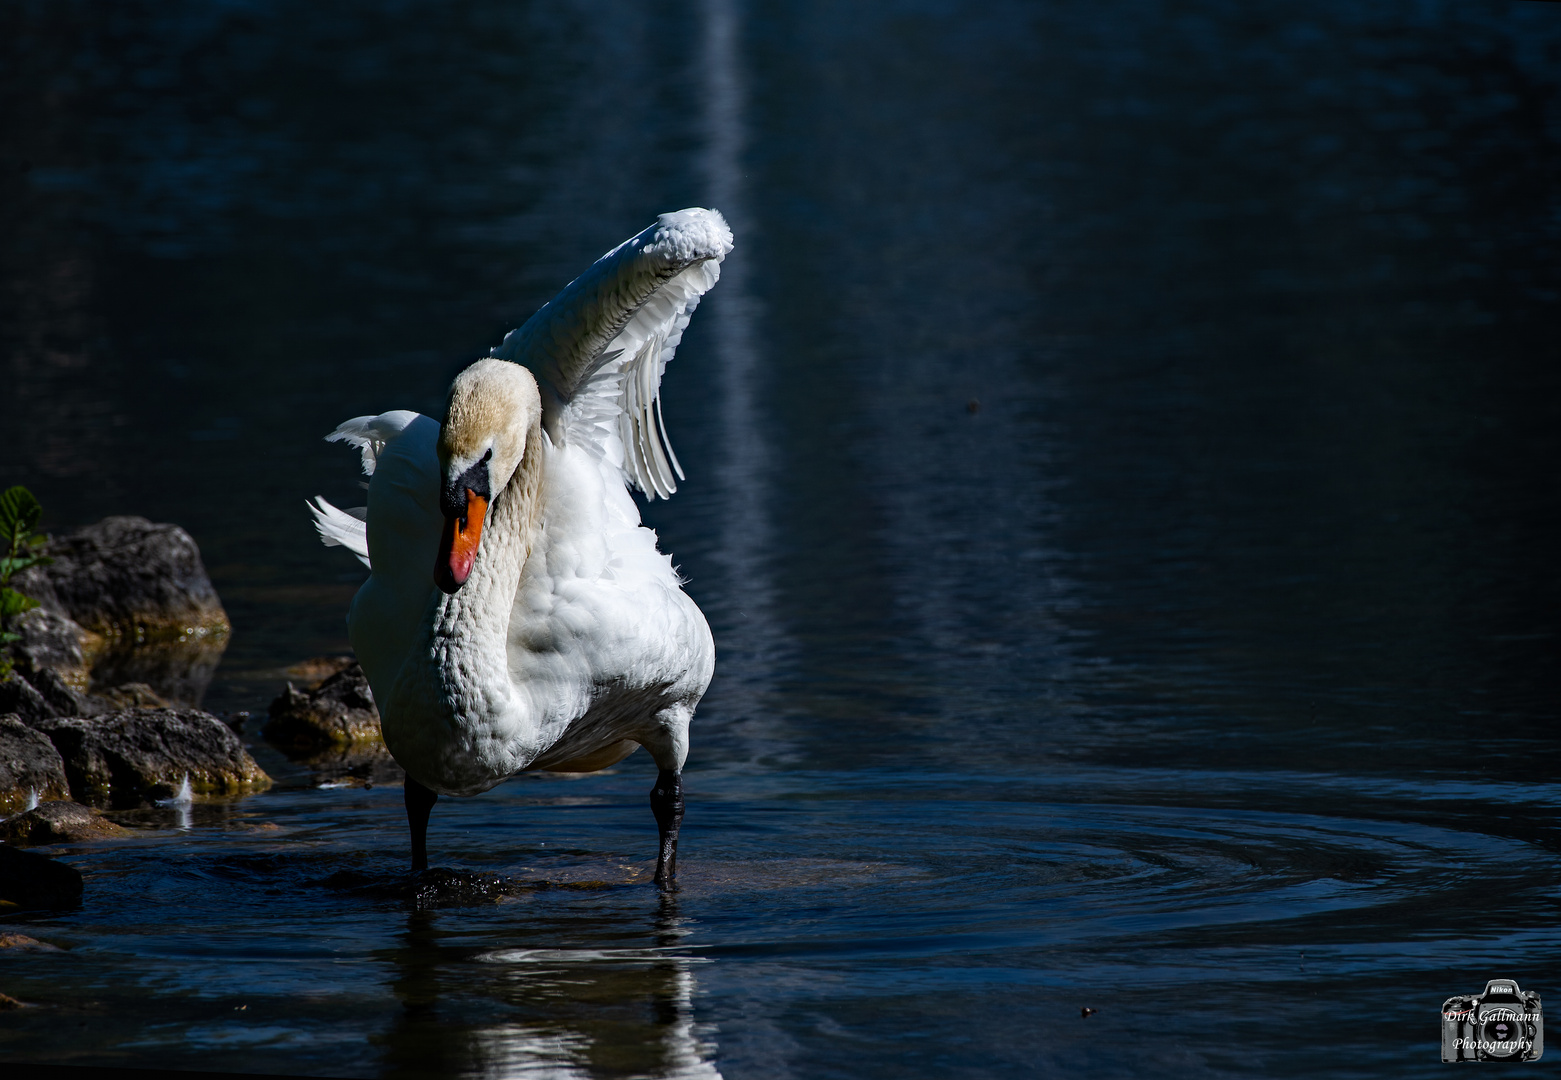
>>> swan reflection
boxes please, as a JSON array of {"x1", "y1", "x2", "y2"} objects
[{"x1": 383, "y1": 905, "x2": 721, "y2": 1079}]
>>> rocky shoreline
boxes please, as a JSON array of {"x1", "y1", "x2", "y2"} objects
[
  {"x1": 0, "y1": 513, "x2": 266, "y2": 910},
  {"x1": 2, "y1": 515, "x2": 229, "y2": 719},
  {"x1": 0, "y1": 510, "x2": 401, "y2": 912}
]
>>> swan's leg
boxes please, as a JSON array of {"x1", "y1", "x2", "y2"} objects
[
  {"x1": 650, "y1": 769, "x2": 684, "y2": 892},
  {"x1": 405, "y1": 777, "x2": 438, "y2": 872},
  {"x1": 642, "y1": 705, "x2": 692, "y2": 891}
]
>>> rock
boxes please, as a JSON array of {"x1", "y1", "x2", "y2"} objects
[
  {"x1": 93, "y1": 682, "x2": 168, "y2": 709},
  {"x1": 264, "y1": 662, "x2": 382, "y2": 752},
  {"x1": 0, "y1": 714, "x2": 70, "y2": 814},
  {"x1": 0, "y1": 992, "x2": 22, "y2": 1009},
  {"x1": 0, "y1": 661, "x2": 116, "y2": 725},
  {"x1": 0, "y1": 801, "x2": 130, "y2": 845},
  {"x1": 14, "y1": 662, "x2": 95, "y2": 718},
  {"x1": 0, "y1": 673, "x2": 55, "y2": 726},
  {"x1": 230, "y1": 821, "x2": 281, "y2": 833},
  {"x1": 284, "y1": 655, "x2": 357, "y2": 685},
  {"x1": 6, "y1": 516, "x2": 230, "y2": 707},
  {"x1": 0, "y1": 932, "x2": 62, "y2": 952},
  {"x1": 6, "y1": 607, "x2": 94, "y2": 691},
  {"x1": 296, "y1": 742, "x2": 404, "y2": 789},
  {"x1": 11, "y1": 516, "x2": 229, "y2": 643},
  {"x1": 0, "y1": 844, "x2": 82, "y2": 909},
  {"x1": 33, "y1": 707, "x2": 270, "y2": 809},
  {"x1": 0, "y1": 662, "x2": 173, "y2": 726}
]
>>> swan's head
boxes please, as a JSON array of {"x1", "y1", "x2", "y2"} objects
[{"x1": 433, "y1": 358, "x2": 541, "y2": 594}]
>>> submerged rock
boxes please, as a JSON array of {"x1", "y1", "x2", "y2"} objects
[
  {"x1": 0, "y1": 931, "x2": 63, "y2": 953},
  {"x1": 409, "y1": 868, "x2": 514, "y2": 909},
  {"x1": 0, "y1": 844, "x2": 82, "y2": 910},
  {"x1": 265, "y1": 662, "x2": 382, "y2": 752},
  {"x1": 0, "y1": 801, "x2": 131, "y2": 845},
  {"x1": 33, "y1": 707, "x2": 270, "y2": 809},
  {"x1": 0, "y1": 714, "x2": 70, "y2": 814}
]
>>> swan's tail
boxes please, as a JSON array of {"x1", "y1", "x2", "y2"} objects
[
  {"x1": 309, "y1": 497, "x2": 371, "y2": 568},
  {"x1": 310, "y1": 410, "x2": 426, "y2": 570},
  {"x1": 324, "y1": 409, "x2": 422, "y2": 476}
]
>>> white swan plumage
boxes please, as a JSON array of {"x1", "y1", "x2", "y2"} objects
[{"x1": 308, "y1": 209, "x2": 730, "y2": 888}]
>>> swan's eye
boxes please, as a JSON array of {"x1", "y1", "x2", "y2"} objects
[{"x1": 442, "y1": 449, "x2": 494, "y2": 519}]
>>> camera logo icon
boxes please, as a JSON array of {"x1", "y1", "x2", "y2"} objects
[{"x1": 1442, "y1": 979, "x2": 1543, "y2": 1062}]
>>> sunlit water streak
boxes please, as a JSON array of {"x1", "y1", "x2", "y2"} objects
[{"x1": 696, "y1": 0, "x2": 785, "y2": 725}]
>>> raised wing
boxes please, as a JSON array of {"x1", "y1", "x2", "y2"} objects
[{"x1": 490, "y1": 208, "x2": 732, "y2": 499}]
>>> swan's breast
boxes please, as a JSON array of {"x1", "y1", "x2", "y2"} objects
[{"x1": 507, "y1": 443, "x2": 715, "y2": 745}]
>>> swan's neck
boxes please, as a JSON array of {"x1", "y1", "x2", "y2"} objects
[
  {"x1": 433, "y1": 422, "x2": 544, "y2": 676},
  {"x1": 392, "y1": 424, "x2": 546, "y2": 790}
]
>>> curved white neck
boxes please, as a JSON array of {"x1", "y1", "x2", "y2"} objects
[{"x1": 387, "y1": 424, "x2": 546, "y2": 790}]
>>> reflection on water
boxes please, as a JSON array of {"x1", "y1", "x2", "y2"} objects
[
  {"x1": 452, "y1": 958, "x2": 717, "y2": 1080},
  {"x1": 85, "y1": 637, "x2": 229, "y2": 707},
  {"x1": 0, "y1": 0, "x2": 1559, "y2": 1077},
  {"x1": 371, "y1": 883, "x2": 721, "y2": 1079},
  {"x1": 457, "y1": 922, "x2": 720, "y2": 1079}
]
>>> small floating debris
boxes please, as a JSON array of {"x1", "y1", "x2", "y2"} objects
[
  {"x1": 157, "y1": 773, "x2": 193, "y2": 829},
  {"x1": 158, "y1": 773, "x2": 194, "y2": 806}
]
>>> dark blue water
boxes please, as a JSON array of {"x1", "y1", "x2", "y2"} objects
[{"x1": 2, "y1": 1, "x2": 1559, "y2": 1075}]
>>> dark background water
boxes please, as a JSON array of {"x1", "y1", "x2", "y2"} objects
[{"x1": 2, "y1": 1, "x2": 1559, "y2": 1076}]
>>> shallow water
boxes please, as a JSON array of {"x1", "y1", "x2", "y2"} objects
[{"x1": 1, "y1": 1, "x2": 1559, "y2": 1076}]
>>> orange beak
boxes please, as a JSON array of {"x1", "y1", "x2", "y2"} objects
[{"x1": 434, "y1": 488, "x2": 487, "y2": 594}]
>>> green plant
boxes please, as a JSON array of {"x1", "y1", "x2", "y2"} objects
[{"x1": 0, "y1": 485, "x2": 50, "y2": 676}]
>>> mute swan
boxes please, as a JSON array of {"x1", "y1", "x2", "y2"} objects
[{"x1": 308, "y1": 209, "x2": 730, "y2": 890}]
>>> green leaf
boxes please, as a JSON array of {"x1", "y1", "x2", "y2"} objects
[
  {"x1": 0, "y1": 486, "x2": 42, "y2": 539},
  {"x1": 0, "y1": 587, "x2": 38, "y2": 618},
  {"x1": 0, "y1": 553, "x2": 48, "y2": 578}
]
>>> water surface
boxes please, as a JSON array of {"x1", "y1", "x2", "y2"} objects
[{"x1": 1, "y1": 1, "x2": 1559, "y2": 1076}]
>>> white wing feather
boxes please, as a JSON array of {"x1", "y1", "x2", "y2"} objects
[
  {"x1": 308, "y1": 497, "x2": 372, "y2": 568},
  {"x1": 309, "y1": 410, "x2": 425, "y2": 570},
  {"x1": 323, "y1": 409, "x2": 423, "y2": 476},
  {"x1": 490, "y1": 208, "x2": 732, "y2": 499}
]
